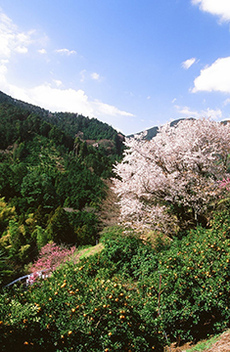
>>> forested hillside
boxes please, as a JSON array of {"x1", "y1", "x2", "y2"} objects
[
  {"x1": 0, "y1": 91, "x2": 124, "y2": 157},
  {"x1": 0, "y1": 92, "x2": 123, "y2": 284}
]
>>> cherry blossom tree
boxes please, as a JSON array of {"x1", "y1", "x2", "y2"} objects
[{"x1": 112, "y1": 119, "x2": 230, "y2": 235}]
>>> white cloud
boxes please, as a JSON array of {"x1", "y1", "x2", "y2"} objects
[
  {"x1": 55, "y1": 48, "x2": 76, "y2": 55},
  {"x1": 80, "y1": 69, "x2": 86, "y2": 82},
  {"x1": 93, "y1": 100, "x2": 134, "y2": 117},
  {"x1": 38, "y1": 48, "x2": 47, "y2": 54},
  {"x1": 28, "y1": 85, "x2": 134, "y2": 118},
  {"x1": 53, "y1": 79, "x2": 62, "y2": 87},
  {"x1": 0, "y1": 62, "x2": 134, "y2": 120},
  {"x1": 181, "y1": 57, "x2": 197, "y2": 69},
  {"x1": 81, "y1": 70, "x2": 101, "y2": 82},
  {"x1": 29, "y1": 85, "x2": 93, "y2": 115},
  {"x1": 192, "y1": 0, "x2": 230, "y2": 22},
  {"x1": 192, "y1": 57, "x2": 230, "y2": 93},
  {"x1": 0, "y1": 62, "x2": 8, "y2": 81},
  {"x1": 175, "y1": 104, "x2": 222, "y2": 120},
  {"x1": 91, "y1": 72, "x2": 100, "y2": 80},
  {"x1": 224, "y1": 98, "x2": 230, "y2": 106},
  {"x1": 0, "y1": 10, "x2": 33, "y2": 59},
  {"x1": 15, "y1": 46, "x2": 28, "y2": 54}
]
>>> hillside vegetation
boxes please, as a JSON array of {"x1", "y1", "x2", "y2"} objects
[
  {"x1": 1, "y1": 92, "x2": 230, "y2": 351},
  {"x1": 1, "y1": 219, "x2": 230, "y2": 351},
  {"x1": 0, "y1": 92, "x2": 122, "y2": 284}
]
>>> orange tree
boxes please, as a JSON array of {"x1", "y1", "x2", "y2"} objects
[{"x1": 1, "y1": 217, "x2": 230, "y2": 350}]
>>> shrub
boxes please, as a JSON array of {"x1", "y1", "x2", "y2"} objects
[
  {"x1": 2, "y1": 218, "x2": 230, "y2": 350},
  {"x1": 29, "y1": 242, "x2": 76, "y2": 274},
  {"x1": 0, "y1": 256, "x2": 162, "y2": 351}
]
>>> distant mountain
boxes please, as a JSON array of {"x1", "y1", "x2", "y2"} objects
[
  {"x1": 128, "y1": 117, "x2": 230, "y2": 141},
  {"x1": 127, "y1": 118, "x2": 194, "y2": 140}
]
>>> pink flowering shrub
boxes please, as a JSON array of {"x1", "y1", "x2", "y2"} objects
[
  {"x1": 219, "y1": 177, "x2": 230, "y2": 191},
  {"x1": 26, "y1": 272, "x2": 40, "y2": 285},
  {"x1": 217, "y1": 177, "x2": 230, "y2": 205},
  {"x1": 30, "y1": 242, "x2": 76, "y2": 275}
]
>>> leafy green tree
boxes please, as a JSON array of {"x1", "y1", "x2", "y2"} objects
[
  {"x1": 46, "y1": 206, "x2": 75, "y2": 244},
  {"x1": 0, "y1": 163, "x2": 15, "y2": 200},
  {"x1": 20, "y1": 169, "x2": 57, "y2": 210},
  {"x1": 0, "y1": 198, "x2": 16, "y2": 234},
  {"x1": 70, "y1": 211, "x2": 99, "y2": 246},
  {"x1": 7, "y1": 220, "x2": 23, "y2": 258},
  {"x1": 0, "y1": 249, "x2": 12, "y2": 286},
  {"x1": 56, "y1": 158, "x2": 105, "y2": 210},
  {"x1": 32, "y1": 225, "x2": 49, "y2": 251}
]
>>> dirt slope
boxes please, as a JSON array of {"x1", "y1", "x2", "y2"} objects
[
  {"x1": 203, "y1": 331, "x2": 230, "y2": 352},
  {"x1": 164, "y1": 330, "x2": 230, "y2": 352}
]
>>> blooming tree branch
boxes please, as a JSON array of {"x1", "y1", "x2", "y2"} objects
[{"x1": 112, "y1": 119, "x2": 230, "y2": 235}]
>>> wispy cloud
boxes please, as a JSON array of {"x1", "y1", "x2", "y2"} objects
[
  {"x1": 55, "y1": 48, "x2": 77, "y2": 55},
  {"x1": 0, "y1": 61, "x2": 134, "y2": 121},
  {"x1": 53, "y1": 79, "x2": 62, "y2": 87},
  {"x1": 0, "y1": 10, "x2": 33, "y2": 59},
  {"x1": 80, "y1": 69, "x2": 86, "y2": 82},
  {"x1": 90, "y1": 72, "x2": 100, "y2": 80},
  {"x1": 181, "y1": 57, "x2": 197, "y2": 69},
  {"x1": 192, "y1": 0, "x2": 230, "y2": 23},
  {"x1": 93, "y1": 99, "x2": 134, "y2": 117},
  {"x1": 224, "y1": 98, "x2": 230, "y2": 106},
  {"x1": 38, "y1": 48, "x2": 47, "y2": 54},
  {"x1": 175, "y1": 104, "x2": 222, "y2": 120},
  {"x1": 80, "y1": 70, "x2": 101, "y2": 82},
  {"x1": 15, "y1": 46, "x2": 28, "y2": 54},
  {"x1": 192, "y1": 57, "x2": 230, "y2": 93}
]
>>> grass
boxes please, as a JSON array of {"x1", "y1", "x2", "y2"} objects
[
  {"x1": 70, "y1": 242, "x2": 104, "y2": 263},
  {"x1": 185, "y1": 332, "x2": 222, "y2": 351},
  {"x1": 79, "y1": 242, "x2": 104, "y2": 259}
]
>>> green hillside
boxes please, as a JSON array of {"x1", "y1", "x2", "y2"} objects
[
  {"x1": 0, "y1": 91, "x2": 124, "y2": 157},
  {"x1": 0, "y1": 92, "x2": 123, "y2": 284}
]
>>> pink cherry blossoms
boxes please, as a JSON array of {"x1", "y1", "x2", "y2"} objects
[
  {"x1": 30, "y1": 242, "x2": 76, "y2": 275},
  {"x1": 219, "y1": 177, "x2": 230, "y2": 191},
  {"x1": 112, "y1": 119, "x2": 230, "y2": 235}
]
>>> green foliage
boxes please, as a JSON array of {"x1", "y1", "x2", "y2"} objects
[
  {"x1": 0, "y1": 198, "x2": 16, "y2": 233},
  {"x1": 2, "y1": 90, "x2": 230, "y2": 350},
  {"x1": 46, "y1": 207, "x2": 74, "y2": 244},
  {"x1": 101, "y1": 227, "x2": 155, "y2": 278},
  {"x1": 21, "y1": 169, "x2": 57, "y2": 209},
  {"x1": 34, "y1": 226, "x2": 49, "y2": 251},
  {"x1": 0, "y1": 252, "x2": 162, "y2": 351},
  {"x1": 2, "y1": 218, "x2": 230, "y2": 350},
  {"x1": 0, "y1": 249, "x2": 12, "y2": 286},
  {"x1": 0, "y1": 98, "x2": 122, "y2": 273},
  {"x1": 69, "y1": 211, "x2": 99, "y2": 246},
  {"x1": 55, "y1": 157, "x2": 105, "y2": 210},
  {"x1": 47, "y1": 112, "x2": 124, "y2": 157}
]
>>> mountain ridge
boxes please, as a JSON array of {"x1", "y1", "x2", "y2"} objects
[
  {"x1": 1, "y1": 90, "x2": 229, "y2": 142},
  {"x1": 0, "y1": 90, "x2": 124, "y2": 156}
]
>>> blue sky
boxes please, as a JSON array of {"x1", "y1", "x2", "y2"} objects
[{"x1": 1, "y1": 0, "x2": 230, "y2": 135}]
